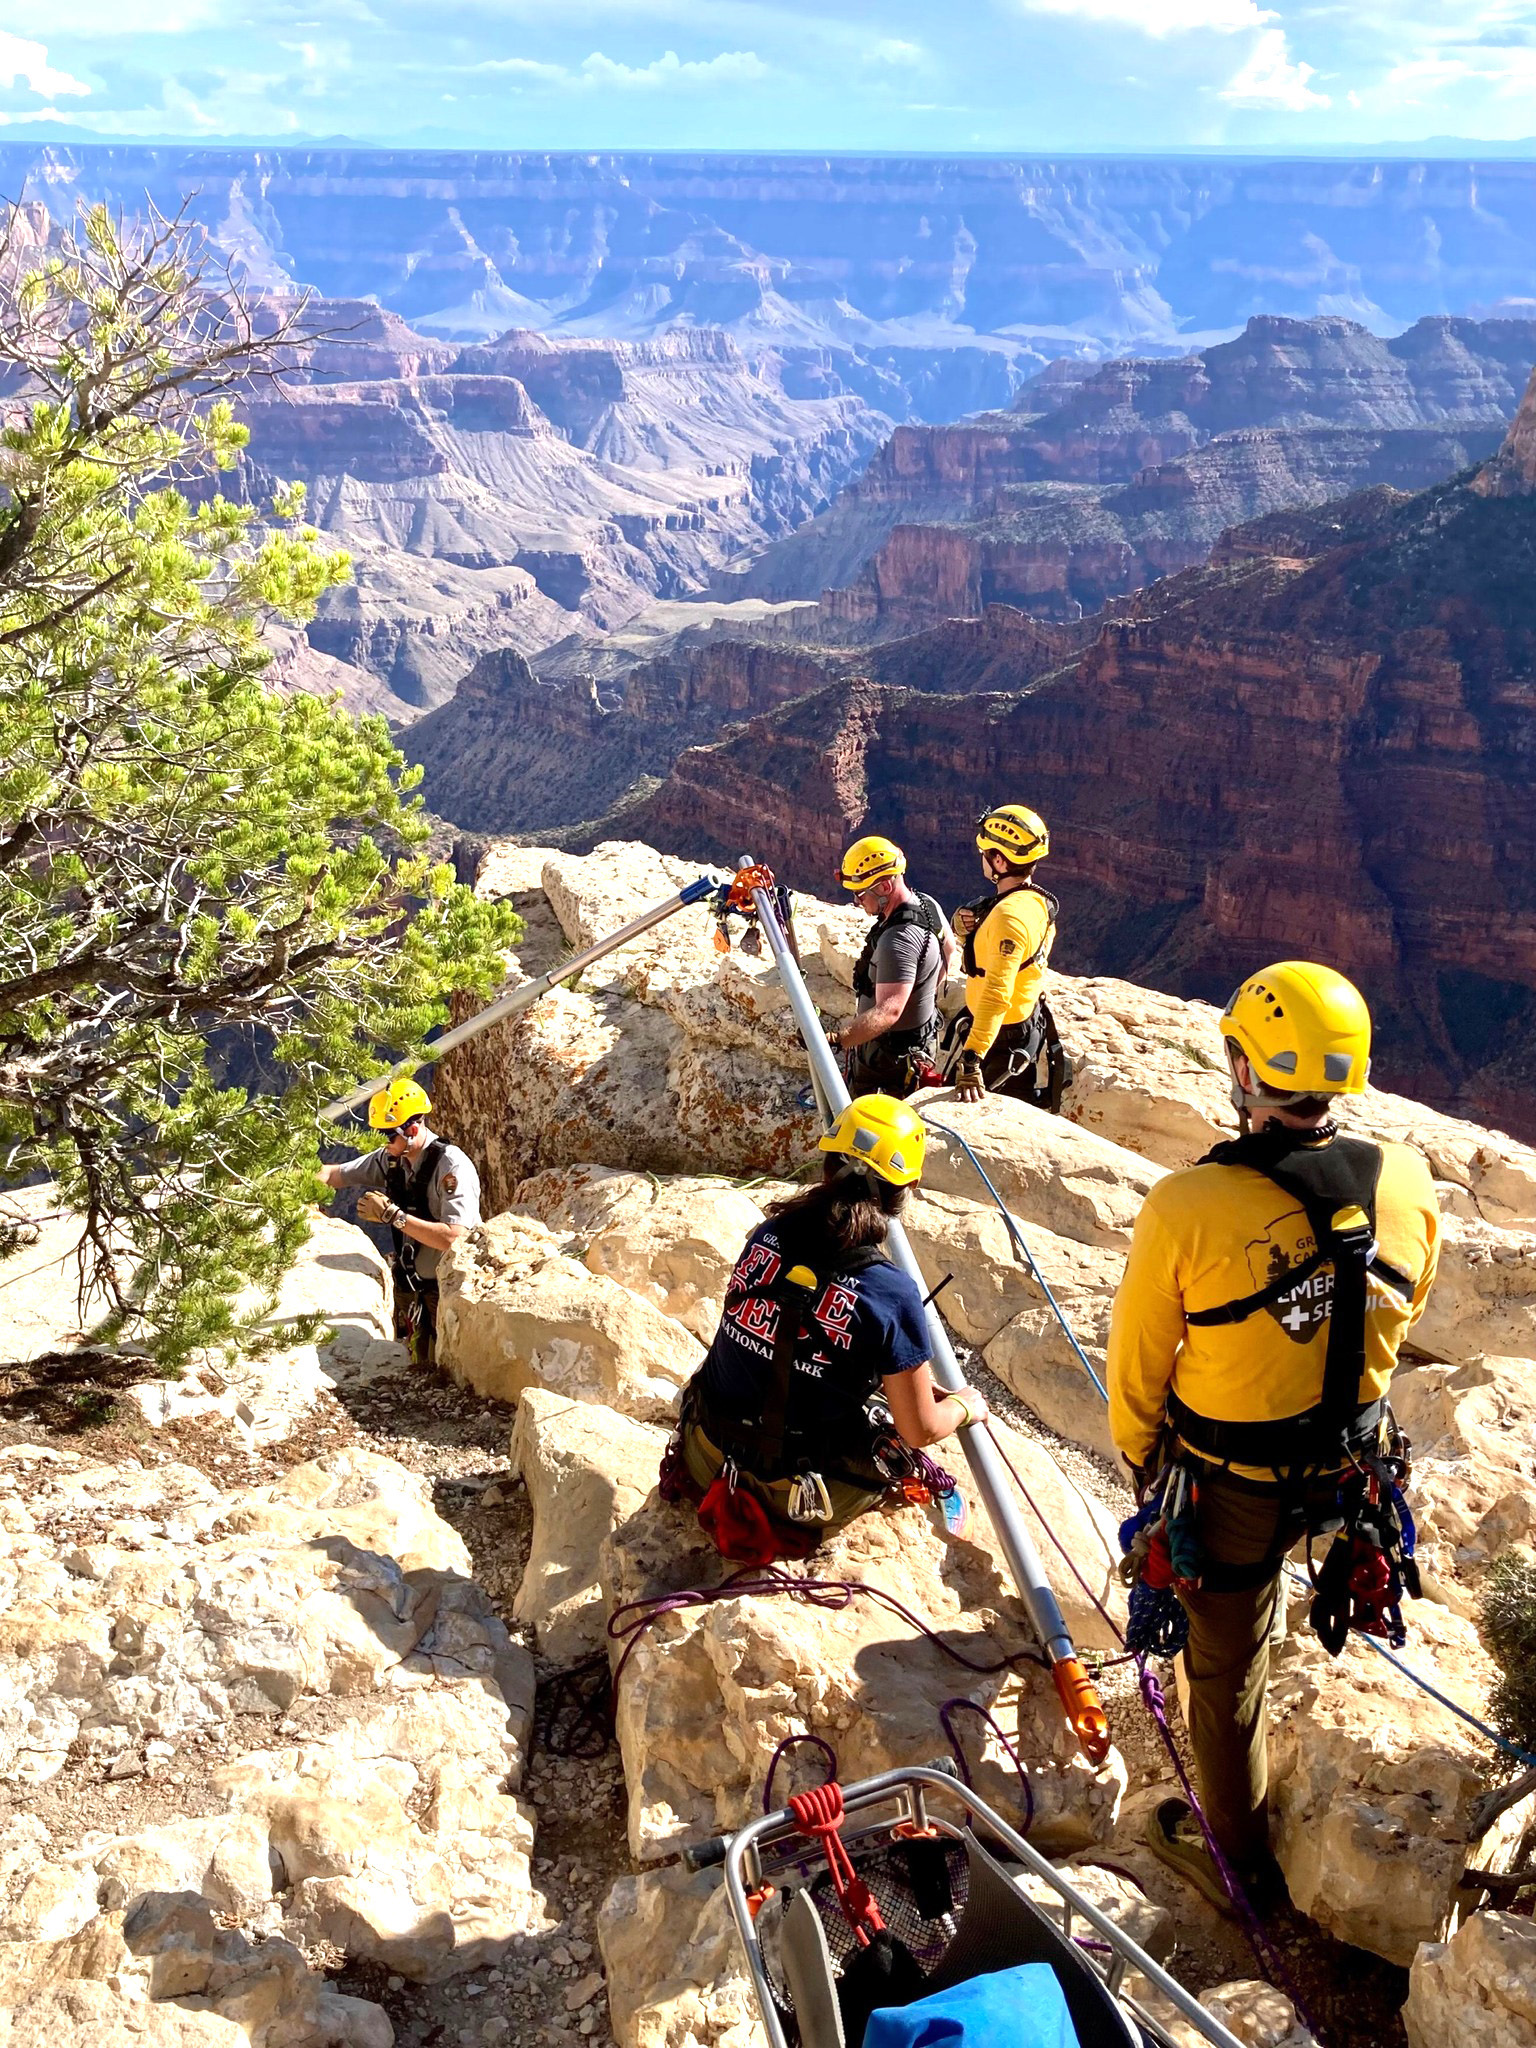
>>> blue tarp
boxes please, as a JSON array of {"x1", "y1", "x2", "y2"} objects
[{"x1": 863, "y1": 1963, "x2": 1080, "y2": 2048}]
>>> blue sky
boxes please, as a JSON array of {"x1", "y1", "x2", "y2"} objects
[{"x1": 3, "y1": 0, "x2": 1536, "y2": 153}]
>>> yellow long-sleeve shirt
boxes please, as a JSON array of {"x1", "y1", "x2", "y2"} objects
[
  {"x1": 963, "y1": 887, "x2": 1054, "y2": 1057},
  {"x1": 1106, "y1": 1139, "x2": 1440, "y2": 1479}
]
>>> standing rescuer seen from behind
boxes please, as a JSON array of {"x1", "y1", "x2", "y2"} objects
[
  {"x1": 663, "y1": 1093, "x2": 989, "y2": 1563},
  {"x1": 951, "y1": 804, "x2": 1069, "y2": 1111},
  {"x1": 320, "y1": 1078, "x2": 482, "y2": 1370},
  {"x1": 1106, "y1": 962, "x2": 1440, "y2": 1912},
  {"x1": 827, "y1": 835, "x2": 958, "y2": 1099}
]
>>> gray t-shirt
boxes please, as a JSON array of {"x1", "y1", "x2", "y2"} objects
[
  {"x1": 856, "y1": 902, "x2": 944, "y2": 1033},
  {"x1": 331, "y1": 1130, "x2": 481, "y2": 1281}
]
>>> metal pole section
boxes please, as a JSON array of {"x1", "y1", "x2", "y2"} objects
[
  {"x1": 743, "y1": 862, "x2": 1110, "y2": 1761},
  {"x1": 319, "y1": 873, "x2": 721, "y2": 1124}
]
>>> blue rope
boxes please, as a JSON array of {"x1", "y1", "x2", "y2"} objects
[
  {"x1": 921, "y1": 1106, "x2": 1536, "y2": 1778},
  {"x1": 919, "y1": 1115, "x2": 1108, "y2": 1401}
]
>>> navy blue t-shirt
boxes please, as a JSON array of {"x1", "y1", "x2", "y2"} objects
[{"x1": 695, "y1": 1221, "x2": 932, "y2": 1448}]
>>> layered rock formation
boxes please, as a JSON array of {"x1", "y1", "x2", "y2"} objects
[
  {"x1": 720, "y1": 314, "x2": 1536, "y2": 623},
  {"x1": 13, "y1": 146, "x2": 1536, "y2": 361},
  {"x1": 237, "y1": 311, "x2": 886, "y2": 718},
  {"x1": 562, "y1": 367, "x2": 1536, "y2": 1135}
]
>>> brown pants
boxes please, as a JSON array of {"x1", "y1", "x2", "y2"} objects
[{"x1": 1178, "y1": 1468, "x2": 1338, "y2": 1870}]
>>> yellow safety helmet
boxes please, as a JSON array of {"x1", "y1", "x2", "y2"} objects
[
  {"x1": 836, "y1": 835, "x2": 907, "y2": 894},
  {"x1": 818, "y1": 1093, "x2": 926, "y2": 1187},
  {"x1": 368, "y1": 1077, "x2": 433, "y2": 1130},
  {"x1": 1222, "y1": 962, "x2": 1372, "y2": 1097},
  {"x1": 975, "y1": 804, "x2": 1049, "y2": 866}
]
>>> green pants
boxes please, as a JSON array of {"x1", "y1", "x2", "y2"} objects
[
  {"x1": 1177, "y1": 1468, "x2": 1337, "y2": 1870},
  {"x1": 680, "y1": 1420, "x2": 886, "y2": 1539}
]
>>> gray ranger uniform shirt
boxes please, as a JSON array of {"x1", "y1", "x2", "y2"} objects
[
  {"x1": 855, "y1": 902, "x2": 944, "y2": 1033},
  {"x1": 331, "y1": 1128, "x2": 481, "y2": 1282}
]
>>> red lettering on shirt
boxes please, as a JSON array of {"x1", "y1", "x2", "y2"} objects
[
  {"x1": 814, "y1": 1281, "x2": 859, "y2": 1350},
  {"x1": 733, "y1": 1293, "x2": 780, "y2": 1341}
]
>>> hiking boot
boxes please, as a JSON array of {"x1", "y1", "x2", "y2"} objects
[{"x1": 1144, "y1": 1798, "x2": 1288, "y2": 1919}]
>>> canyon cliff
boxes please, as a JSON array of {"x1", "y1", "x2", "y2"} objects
[
  {"x1": 234, "y1": 307, "x2": 887, "y2": 717},
  {"x1": 723, "y1": 315, "x2": 1536, "y2": 627},
  {"x1": 10, "y1": 145, "x2": 1536, "y2": 365},
  {"x1": 551, "y1": 371, "x2": 1536, "y2": 1134}
]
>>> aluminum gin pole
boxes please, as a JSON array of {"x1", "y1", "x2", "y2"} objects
[
  {"x1": 319, "y1": 872, "x2": 722, "y2": 1125},
  {"x1": 740, "y1": 858, "x2": 1111, "y2": 1764}
]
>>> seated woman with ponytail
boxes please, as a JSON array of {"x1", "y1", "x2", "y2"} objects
[{"x1": 663, "y1": 1094, "x2": 989, "y2": 1562}]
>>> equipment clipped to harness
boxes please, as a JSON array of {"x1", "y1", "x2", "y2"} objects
[
  {"x1": 1118, "y1": 1464, "x2": 1202, "y2": 1658},
  {"x1": 1170, "y1": 1124, "x2": 1426, "y2": 1654},
  {"x1": 1309, "y1": 1447, "x2": 1420, "y2": 1654}
]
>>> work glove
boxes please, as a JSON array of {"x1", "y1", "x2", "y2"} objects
[
  {"x1": 356, "y1": 1189, "x2": 402, "y2": 1227},
  {"x1": 953, "y1": 1050, "x2": 986, "y2": 1104},
  {"x1": 951, "y1": 906, "x2": 979, "y2": 939}
]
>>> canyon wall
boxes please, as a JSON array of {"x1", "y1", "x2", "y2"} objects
[
  {"x1": 10, "y1": 147, "x2": 1536, "y2": 363},
  {"x1": 234, "y1": 309, "x2": 887, "y2": 717},
  {"x1": 609, "y1": 374, "x2": 1536, "y2": 1133},
  {"x1": 724, "y1": 314, "x2": 1536, "y2": 621}
]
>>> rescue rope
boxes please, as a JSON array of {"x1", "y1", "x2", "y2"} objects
[
  {"x1": 919, "y1": 1115, "x2": 1107, "y2": 1400},
  {"x1": 938, "y1": 1697, "x2": 1036, "y2": 1838},
  {"x1": 607, "y1": 1562, "x2": 1049, "y2": 1701}
]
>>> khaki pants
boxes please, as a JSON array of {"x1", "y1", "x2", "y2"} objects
[
  {"x1": 680, "y1": 1420, "x2": 886, "y2": 1538},
  {"x1": 1177, "y1": 1468, "x2": 1337, "y2": 1870}
]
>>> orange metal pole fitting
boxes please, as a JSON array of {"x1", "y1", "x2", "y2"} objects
[
  {"x1": 1052, "y1": 1656, "x2": 1112, "y2": 1766},
  {"x1": 727, "y1": 863, "x2": 776, "y2": 911}
]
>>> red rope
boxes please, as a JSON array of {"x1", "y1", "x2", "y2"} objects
[{"x1": 788, "y1": 1780, "x2": 885, "y2": 1945}]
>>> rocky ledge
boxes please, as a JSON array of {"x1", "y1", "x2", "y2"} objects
[{"x1": 6, "y1": 837, "x2": 1536, "y2": 2047}]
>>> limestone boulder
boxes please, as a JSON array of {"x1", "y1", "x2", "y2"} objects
[
  {"x1": 542, "y1": 843, "x2": 727, "y2": 1003},
  {"x1": 1128, "y1": 1976, "x2": 1316, "y2": 2048},
  {"x1": 512, "y1": 1165, "x2": 766, "y2": 1343},
  {"x1": 913, "y1": 1091, "x2": 1165, "y2": 1250},
  {"x1": 980, "y1": 1230, "x2": 1125, "y2": 1465},
  {"x1": 1049, "y1": 976, "x2": 1233, "y2": 1170},
  {"x1": 669, "y1": 1041, "x2": 819, "y2": 1180},
  {"x1": 600, "y1": 1452, "x2": 1126, "y2": 1866},
  {"x1": 902, "y1": 1187, "x2": 1052, "y2": 1349},
  {"x1": 1268, "y1": 1599, "x2": 1534, "y2": 1966},
  {"x1": 438, "y1": 1212, "x2": 702, "y2": 1422},
  {"x1": 1390, "y1": 1357, "x2": 1536, "y2": 1612},
  {"x1": 511, "y1": 1388, "x2": 669, "y2": 1662},
  {"x1": 1413, "y1": 1214, "x2": 1536, "y2": 1368},
  {"x1": 598, "y1": 1865, "x2": 764, "y2": 2048},
  {"x1": 1406, "y1": 1907, "x2": 1536, "y2": 2048},
  {"x1": 214, "y1": 1685, "x2": 544, "y2": 1981}
]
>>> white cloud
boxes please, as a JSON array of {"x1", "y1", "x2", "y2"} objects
[
  {"x1": 578, "y1": 47, "x2": 769, "y2": 86},
  {"x1": 1020, "y1": 0, "x2": 1272, "y2": 36},
  {"x1": 0, "y1": 31, "x2": 90, "y2": 98},
  {"x1": 477, "y1": 46, "x2": 769, "y2": 89},
  {"x1": 475, "y1": 55, "x2": 569, "y2": 79},
  {"x1": 1219, "y1": 26, "x2": 1329, "y2": 107},
  {"x1": 869, "y1": 37, "x2": 923, "y2": 64}
]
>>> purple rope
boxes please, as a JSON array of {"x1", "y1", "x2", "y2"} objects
[
  {"x1": 939, "y1": 1697, "x2": 1035, "y2": 1840},
  {"x1": 991, "y1": 1435, "x2": 1329, "y2": 2042},
  {"x1": 764, "y1": 1732, "x2": 839, "y2": 1814},
  {"x1": 1138, "y1": 1660, "x2": 1326, "y2": 2045},
  {"x1": 606, "y1": 1563, "x2": 1048, "y2": 1698}
]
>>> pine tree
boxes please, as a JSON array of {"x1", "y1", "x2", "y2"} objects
[{"x1": 0, "y1": 201, "x2": 520, "y2": 1364}]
